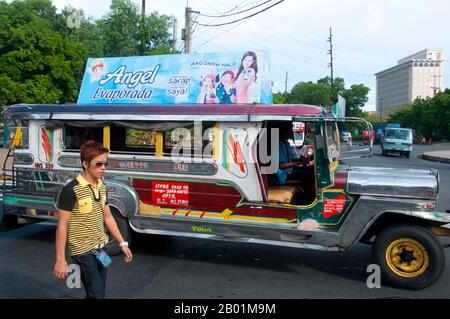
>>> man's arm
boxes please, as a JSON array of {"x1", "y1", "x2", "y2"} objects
[
  {"x1": 53, "y1": 209, "x2": 71, "y2": 279},
  {"x1": 103, "y1": 205, "x2": 133, "y2": 263},
  {"x1": 280, "y1": 157, "x2": 313, "y2": 169}
]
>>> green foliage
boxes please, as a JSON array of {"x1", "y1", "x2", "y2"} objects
[
  {"x1": 97, "y1": 0, "x2": 175, "y2": 57},
  {"x1": 0, "y1": 0, "x2": 88, "y2": 105},
  {"x1": 388, "y1": 89, "x2": 450, "y2": 141},
  {"x1": 289, "y1": 81, "x2": 331, "y2": 106},
  {"x1": 285, "y1": 76, "x2": 370, "y2": 116},
  {"x1": 273, "y1": 92, "x2": 289, "y2": 104},
  {"x1": 360, "y1": 111, "x2": 384, "y2": 126},
  {"x1": 0, "y1": 0, "x2": 178, "y2": 108}
]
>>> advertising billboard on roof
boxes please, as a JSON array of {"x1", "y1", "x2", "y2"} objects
[{"x1": 77, "y1": 51, "x2": 272, "y2": 105}]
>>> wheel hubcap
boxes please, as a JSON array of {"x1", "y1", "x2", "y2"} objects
[{"x1": 385, "y1": 238, "x2": 429, "y2": 278}]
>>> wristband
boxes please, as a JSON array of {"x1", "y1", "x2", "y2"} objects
[{"x1": 119, "y1": 241, "x2": 129, "y2": 247}]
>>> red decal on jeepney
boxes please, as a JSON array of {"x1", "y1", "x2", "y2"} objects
[
  {"x1": 151, "y1": 182, "x2": 189, "y2": 208},
  {"x1": 200, "y1": 211, "x2": 206, "y2": 218},
  {"x1": 323, "y1": 195, "x2": 346, "y2": 219},
  {"x1": 172, "y1": 209, "x2": 178, "y2": 216},
  {"x1": 184, "y1": 210, "x2": 191, "y2": 217},
  {"x1": 41, "y1": 127, "x2": 52, "y2": 162}
]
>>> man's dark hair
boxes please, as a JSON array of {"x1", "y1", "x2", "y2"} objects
[{"x1": 80, "y1": 140, "x2": 109, "y2": 169}]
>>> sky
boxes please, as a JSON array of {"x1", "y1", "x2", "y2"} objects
[{"x1": 38, "y1": 0, "x2": 450, "y2": 110}]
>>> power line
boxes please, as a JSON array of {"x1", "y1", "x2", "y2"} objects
[
  {"x1": 199, "y1": 0, "x2": 273, "y2": 18},
  {"x1": 193, "y1": 19, "x2": 247, "y2": 50},
  {"x1": 196, "y1": 0, "x2": 284, "y2": 27},
  {"x1": 195, "y1": 0, "x2": 328, "y2": 52},
  {"x1": 193, "y1": 0, "x2": 247, "y2": 37}
]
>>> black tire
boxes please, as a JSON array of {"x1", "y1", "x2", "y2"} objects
[
  {"x1": 373, "y1": 225, "x2": 445, "y2": 290},
  {"x1": 406, "y1": 152, "x2": 411, "y2": 158},
  {"x1": 105, "y1": 208, "x2": 133, "y2": 256},
  {"x1": 0, "y1": 214, "x2": 19, "y2": 232},
  {"x1": 381, "y1": 149, "x2": 386, "y2": 156}
]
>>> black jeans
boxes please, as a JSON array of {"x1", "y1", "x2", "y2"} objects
[
  {"x1": 72, "y1": 249, "x2": 107, "y2": 299},
  {"x1": 287, "y1": 167, "x2": 315, "y2": 184}
]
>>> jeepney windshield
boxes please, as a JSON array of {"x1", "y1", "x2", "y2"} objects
[
  {"x1": 324, "y1": 121, "x2": 340, "y2": 160},
  {"x1": 385, "y1": 129, "x2": 412, "y2": 140}
]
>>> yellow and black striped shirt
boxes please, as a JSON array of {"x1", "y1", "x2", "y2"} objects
[{"x1": 57, "y1": 174, "x2": 109, "y2": 256}]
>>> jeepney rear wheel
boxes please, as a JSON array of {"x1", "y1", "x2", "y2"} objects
[
  {"x1": 373, "y1": 225, "x2": 445, "y2": 290},
  {"x1": 105, "y1": 208, "x2": 133, "y2": 256}
]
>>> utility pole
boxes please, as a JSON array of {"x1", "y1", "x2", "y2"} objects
[
  {"x1": 327, "y1": 27, "x2": 334, "y2": 101},
  {"x1": 140, "y1": 0, "x2": 146, "y2": 55},
  {"x1": 184, "y1": 7, "x2": 192, "y2": 53},
  {"x1": 172, "y1": 17, "x2": 178, "y2": 51},
  {"x1": 284, "y1": 71, "x2": 288, "y2": 94},
  {"x1": 431, "y1": 75, "x2": 442, "y2": 96},
  {"x1": 379, "y1": 97, "x2": 383, "y2": 123}
]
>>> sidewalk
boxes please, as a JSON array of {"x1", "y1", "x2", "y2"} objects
[{"x1": 419, "y1": 150, "x2": 450, "y2": 164}]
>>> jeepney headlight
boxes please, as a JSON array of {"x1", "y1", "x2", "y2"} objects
[{"x1": 418, "y1": 202, "x2": 435, "y2": 209}]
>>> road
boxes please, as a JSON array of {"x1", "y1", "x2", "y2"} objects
[{"x1": 0, "y1": 144, "x2": 450, "y2": 299}]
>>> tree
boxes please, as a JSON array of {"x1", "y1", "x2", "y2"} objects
[
  {"x1": 0, "y1": 0, "x2": 179, "y2": 108},
  {"x1": 284, "y1": 76, "x2": 370, "y2": 116},
  {"x1": 0, "y1": 0, "x2": 89, "y2": 105},
  {"x1": 288, "y1": 81, "x2": 331, "y2": 106},
  {"x1": 273, "y1": 92, "x2": 289, "y2": 104},
  {"x1": 341, "y1": 84, "x2": 370, "y2": 117},
  {"x1": 388, "y1": 89, "x2": 450, "y2": 141},
  {"x1": 97, "y1": 0, "x2": 175, "y2": 57}
]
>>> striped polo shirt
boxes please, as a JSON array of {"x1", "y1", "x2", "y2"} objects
[{"x1": 57, "y1": 174, "x2": 109, "y2": 256}]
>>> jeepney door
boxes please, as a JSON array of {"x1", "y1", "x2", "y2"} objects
[{"x1": 316, "y1": 120, "x2": 338, "y2": 189}]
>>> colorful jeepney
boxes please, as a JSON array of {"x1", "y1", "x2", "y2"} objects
[{"x1": 1, "y1": 103, "x2": 449, "y2": 290}]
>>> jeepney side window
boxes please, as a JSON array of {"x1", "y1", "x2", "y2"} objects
[
  {"x1": 164, "y1": 121, "x2": 215, "y2": 158},
  {"x1": 108, "y1": 122, "x2": 215, "y2": 157},
  {"x1": 3, "y1": 119, "x2": 29, "y2": 149},
  {"x1": 63, "y1": 125, "x2": 103, "y2": 150}
]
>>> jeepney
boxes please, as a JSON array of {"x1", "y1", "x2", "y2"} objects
[{"x1": 1, "y1": 103, "x2": 449, "y2": 290}]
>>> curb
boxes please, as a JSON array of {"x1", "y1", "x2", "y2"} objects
[{"x1": 418, "y1": 153, "x2": 450, "y2": 164}]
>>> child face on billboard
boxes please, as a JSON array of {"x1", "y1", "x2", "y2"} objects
[
  {"x1": 221, "y1": 73, "x2": 233, "y2": 86},
  {"x1": 203, "y1": 77, "x2": 213, "y2": 89}
]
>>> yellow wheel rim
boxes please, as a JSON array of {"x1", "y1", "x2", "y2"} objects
[{"x1": 385, "y1": 238, "x2": 429, "y2": 278}]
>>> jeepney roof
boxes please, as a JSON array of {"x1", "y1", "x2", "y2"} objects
[{"x1": 4, "y1": 103, "x2": 326, "y2": 122}]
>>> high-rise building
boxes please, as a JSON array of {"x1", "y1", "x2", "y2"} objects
[{"x1": 375, "y1": 49, "x2": 444, "y2": 116}]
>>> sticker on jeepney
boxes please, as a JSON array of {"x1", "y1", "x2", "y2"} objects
[
  {"x1": 322, "y1": 194, "x2": 347, "y2": 219},
  {"x1": 222, "y1": 128, "x2": 248, "y2": 178},
  {"x1": 38, "y1": 126, "x2": 53, "y2": 163},
  {"x1": 151, "y1": 181, "x2": 189, "y2": 208}
]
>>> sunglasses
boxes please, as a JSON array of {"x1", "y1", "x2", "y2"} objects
[{"x1": 92, "y1": 161, "x2": 108, "y2": 168}]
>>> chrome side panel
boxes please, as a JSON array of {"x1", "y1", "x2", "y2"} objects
[
  {"x1": 3, "y1": 169, "x2": 139, "y2": 219},
  {"x1": 338, "y1": 195, "x2": 450, "y2": 249},
  {"x1": 129, "y1": 223, "x2": 340, "y2": 251},
  {"x1": 104, "y1": 179, "x2": 139, "y2": 218},
  {"x1": 128, "y1": 214, "x2": 343, "y2": 251},
  {"x1": 347, "y1": 167, "x2": 438, "y2": 199}
]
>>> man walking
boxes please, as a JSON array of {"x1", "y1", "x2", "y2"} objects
[{"x1": 53, "y1": 140, "x2": 133, "y2": 299}]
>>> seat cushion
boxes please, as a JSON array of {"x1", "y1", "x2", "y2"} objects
[{"x1": 267, "y1": 186, "x2": 299, "y2": 204}]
